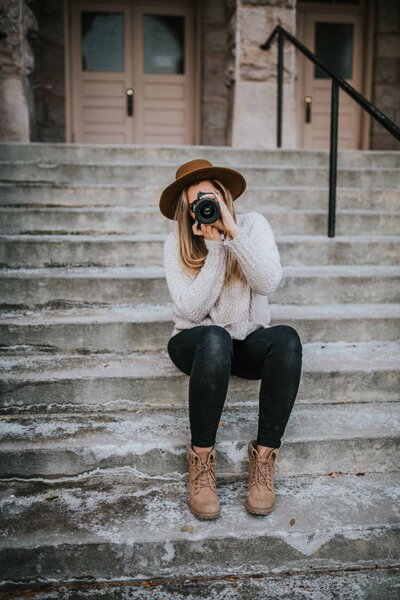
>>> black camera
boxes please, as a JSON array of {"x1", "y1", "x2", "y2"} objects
[{"x1": 189, "y1": 191, "x2": 221, "y2": 227}]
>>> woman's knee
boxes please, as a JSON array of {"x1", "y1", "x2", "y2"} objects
[
  {"x1": 198, "y1": 325, "x2": 233, "y2": 360},
  {"x1": 271, "y1": 325, "x2": 302, "y2": 354}
]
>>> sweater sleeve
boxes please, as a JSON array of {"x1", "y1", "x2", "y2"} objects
[
  {"x1": 222, "y1": 212, "x2": 282, "y2": 295},
  {"x1": 163, "y1": 232, "x2": 227, "y2": 322}
]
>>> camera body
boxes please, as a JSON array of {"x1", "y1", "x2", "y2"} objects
[{"x1": 190, "y1": 191, "x2": 221, "y2": 226}]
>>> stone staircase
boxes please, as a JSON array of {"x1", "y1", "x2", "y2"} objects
[{"x1": 0, "y1": 143, "x2": 399, "y2": 598}]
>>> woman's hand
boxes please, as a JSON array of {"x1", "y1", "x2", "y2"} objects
[
  {"x1": 192, "y1": 190, "x2": 240, "y2": 241},
  {"x1": 192, "y1": 221, "x2": 222, "y2": 241}
]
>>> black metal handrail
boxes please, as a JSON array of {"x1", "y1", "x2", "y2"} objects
[{"x1": 260, "y1": 25, "x2": 400, "y2": 237}]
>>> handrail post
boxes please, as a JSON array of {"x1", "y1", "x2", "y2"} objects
[
  {"x1": 328, "y1": 80, "x2": 339, "y2": 238},
  {"x1": 277, "y1": 29, "x2": 284, "y2": 148},
  {"x1": 261, "y1": 25, "x2": 400, "y2": 238}
]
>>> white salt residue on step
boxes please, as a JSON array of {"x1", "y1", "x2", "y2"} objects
[
  {"x1": 0, "y1": 421, "x2": 26, "y2": 437},
  {"x1": 283, "y1": 401, "x2": 400, "y2": 441},
  {"x1": 341, "y1": 526, "x2": 389, "y2": 542},
  {"x1": 276, "y1": 474, "x2": 400, "y2": 518},
  {"x1": 279, "y1": 530, "x2": 334, "y2": 556},
  {"x1": 218, "y1": 441, "x2": 247, "y2": 470},
  {"x1": 55, "y1": 486, "x2": 188, "y2": 546},
  {"x1": 0, "y1": 465, "x2": 184, "y2": 485},
  {"x1": 0, "y1": 412, "x2": 189, "y2": 443},
  {"x1": 2, "y1": 475, "x2": 399, "y2": 553},
  {"x1": 0, "y1": 418, "x2": 83, "y2": 441},
  {"x1": 106, "y1": 412, "x2": 189, "y2": 435},
  {"x1": 90, "y1": 441, "x2": 184, "y2": 461},
  {"x1": 1, "y1": 401, "x2": 398, "y2": 446},
  {"x1": 161, "y1": 541, "x2": 175, "y2": 563},
  {"x1": 1, "y1": 484, "x2": 165, "y2": 514},
  {"x1": 142, "y1": 494, "x2": 184, "y2": 530}
]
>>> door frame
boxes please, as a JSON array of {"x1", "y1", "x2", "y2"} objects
[
  {"x1": 64, "y1": 0, "x2": 201, "y2": 144},
  {"x1": 295, "y1": 0, "x2": 374, "y2": 150}
]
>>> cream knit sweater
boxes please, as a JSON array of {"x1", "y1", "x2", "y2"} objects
[{"x1": 163, "y1": 211, "x2": 283, "y2": 340}]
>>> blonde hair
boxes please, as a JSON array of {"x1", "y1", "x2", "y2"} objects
[{"x1": 173, "y1": 178, "x2": 247, "y2": 287}]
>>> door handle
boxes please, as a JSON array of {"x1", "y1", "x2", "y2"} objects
[
  {"x1": 126, "y1": 88, "x2": 134, "y2": 116},
  {"x1": 304, "y1": 95, "x2": 312, "y2": 123}
]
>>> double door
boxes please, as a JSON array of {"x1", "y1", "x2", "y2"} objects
[{"x1": 68, "y1": 0, "x2": 197, "y2": 144}]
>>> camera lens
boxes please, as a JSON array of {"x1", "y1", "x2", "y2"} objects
[
  {"x1": 200, "y1": 204, "x2": 215, "y2": 218},
  {"x1": 194, "y1": 194, "x2": 221, "y2": 224},
  {"x1": 195, "y1": 198, "x2": 221, "y2": 223}
]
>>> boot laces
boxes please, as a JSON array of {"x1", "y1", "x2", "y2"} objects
[
  {"x1": 253, "y1": 455, "x2": 280, "y2": 492},
  {"x1": 193, "y1": 459, "x2": 217, "y2": 492}
]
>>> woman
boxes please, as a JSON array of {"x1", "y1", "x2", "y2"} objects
[{"x1": 159, "y1": 158, "x2": 302, "y2": 520}]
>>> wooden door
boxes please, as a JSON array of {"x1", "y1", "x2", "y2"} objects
[
  {"x1": 133, "y1": 2, "x2": 195, "y2": 144},
  {"x1": 68, "y1": 0, "x2": 197, "y2": 144},
  {"x1": 70, "y1": 2, "x2": 133, "y2": 143},
  {"x1": 296, "y1": 4, "x2": 365, "y2": 149}
]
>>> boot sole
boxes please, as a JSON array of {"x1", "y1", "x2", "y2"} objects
[
  {"x1": 245, "y1": 499, "x2": 274, "y2": 516},
  {"x1": 188, "y1": 501, "x2": 220, "y2": 520}
]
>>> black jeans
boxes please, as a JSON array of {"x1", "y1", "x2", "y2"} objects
[{"x1": 167, "y1": 324, "x2": 303, "y2": 449}]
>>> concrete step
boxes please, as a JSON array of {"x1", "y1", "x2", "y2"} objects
[
  {"x1": 2, "y1": 206, "x2": 399, "y2": 236},
  {"x1": 1, "y1": 183, "x2": 399, "y2": 211},
  {"x1": 0, "y1": 401, "x2": 398, "y2": 478},
  {"x1": 0, "y1": 472, "x2": 399, "y2": 587},
  {"x1": 1, "y1": 161, "x2": 399, "y2": 188},
  {"x1": 2, "y1": 568, "x2": 398, "y2": 599},
  {"x1": 2, "y1": 259, "x2": 400, "y2": 307},
  {"x1": 2, "y1": 265, "x2": 399, "y2": 308},
  {"x1": 1, "y1": 573, "x2": 399, "y2": 600},
  {"x1": 1, "y1": 342, "x2": 398, "y2": 414},
  {"x1": 1, "y1": 303, "x2": 399, "y2": 352},
  {"x1": 2, "y1": 142, "x2": 400, "y2": 167},
  {"x1": 1, "y1": 233, "x2": 399, "y2": 268}
]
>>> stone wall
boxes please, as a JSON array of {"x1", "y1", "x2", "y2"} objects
[
  {"x1": 28, "y1": 0, "x2": 65, "y2": 142},
  {"x1": 0, "y1": 0, "x2": 37, "y2": 141},
  {"x1": 231, "y1": 0, "x2": 297, "y2": 148},
  {"x1": 370, "y1": 0, "x2": 400, "y2": 150},
  {"x1": 200, "y1": 0, "x2": 235, "y2": 146}
]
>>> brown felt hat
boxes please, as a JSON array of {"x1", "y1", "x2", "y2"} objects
[{"x1": 159, "y1": 158, "x2": 246, "y2": 220}]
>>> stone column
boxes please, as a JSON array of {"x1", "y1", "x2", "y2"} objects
[
  {"x1": 0, "y1": 0, "x2": 37, "y2": 141},
  {"x1": 201, "y1": 0, "x2": 234, "y2": 146},
  {"x1": 231, "y1": 0, "x2": 297, "y2": 149},
  {"x1": 371, "y1": 0, "x2": 400, "y2": 150}
]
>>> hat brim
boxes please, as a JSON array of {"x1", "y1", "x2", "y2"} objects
[{"x1": 159, "y1": 166, "x2": 246, "y2": 220}]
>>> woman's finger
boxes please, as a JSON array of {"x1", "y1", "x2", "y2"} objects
[
  {"x1": 192, "y1": 221, "x2": 203, "y2": 236},
  {"x1": 207, "y1": 224, "x2": 221, "y2": 241}
]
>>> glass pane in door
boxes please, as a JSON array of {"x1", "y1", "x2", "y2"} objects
[
  {"x1": 81, "y1": 12, "x2": 124, "y2": 71},
  {"x1": 314, "y1": 22, "x2": 353, "y2": 79},
  {"x1": 143, "y1": 14, "x2": 184, "y2": 74}
]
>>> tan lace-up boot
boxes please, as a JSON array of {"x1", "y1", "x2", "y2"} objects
[
  {"x1": 245, "y1": 439, "x2": 282, "y2": 515},
  {"x1": 186, "y1": 445, "x2": 220, "y2": 519}
]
